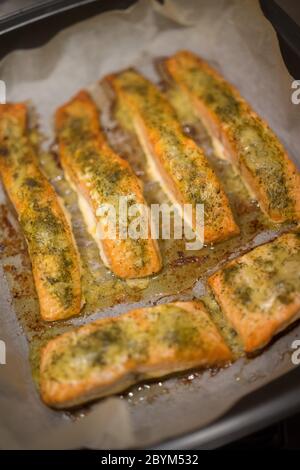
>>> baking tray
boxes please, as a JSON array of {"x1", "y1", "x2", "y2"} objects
[
  {"x1": 0, "y1": 0, "x2": 300, "y2": 450},
  {"x1": 0, "y1": 0, "x2": 127, "y2": 35}
]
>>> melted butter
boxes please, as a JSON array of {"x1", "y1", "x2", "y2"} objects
[{"x1": 126, "y1": 278, "x2": 150, "y2": 290}]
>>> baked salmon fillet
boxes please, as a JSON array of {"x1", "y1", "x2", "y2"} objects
[
  {"x1": 208, "y1": 233, "x2": 300, "y2": 353},
  {"x1": 55, "y1": 91, "x2": 161, "y2": 279},
  {"x1": 40, "y1": 300, "x2": 232, "y2": 408},
  {"x1": 162, "y1": 50, "x2": 300, "y2": 223},
  {"x1": 105, "y1": 70, "x2": 239, "y2": 245},
  {"x1": 0, "y1": 104, "x2": 82, "y2": 321}
]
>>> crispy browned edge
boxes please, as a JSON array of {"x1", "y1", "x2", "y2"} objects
[
  {"x1": 0, "y1": 103, "x2": 82, "y2": 321},
  {"x1": 55, "y1": 90, "x2": 162, "y2": 279},
  {"x1": 208, "y1": 233, "x2": 300, "y2": 352},
  {"x1": 40, "y1": 300, "x2": 233, "y2": 408},
  {"x1": 103, "y1": 70, "x2": 240, "y2": 244}
]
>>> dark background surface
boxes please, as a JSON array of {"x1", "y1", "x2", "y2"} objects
[
  {"x1": 0, "y1": 1, "x2": 136, "y2": 58},
  {"x1": 0, "y1": 0, "x2": 299, "y2": 77},
  {"x1": 261, "y1": 0, "x2": 300, "y2": 78},
  {"x1": 0, "y1": 0, "x2": 299, "y2": 450},
  {"x1": 224, "y1": 413, "x2": 300, "y2": 449}
]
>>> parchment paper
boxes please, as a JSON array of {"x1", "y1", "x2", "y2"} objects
[{"x1": 0, "y1": 0, "x2": 299, "y2": 449}]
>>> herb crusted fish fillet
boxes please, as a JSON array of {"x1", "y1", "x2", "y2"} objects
[
  {"x1": 163, "y1": 50, "x2": 300, "y2": 223},
  {"x1": 55, "y1": 91, "x2": 161, "y2": 279},
  {"x1": 105, "y1": 69, "x2": 239, "y2": 245},
  {"x1": 40, "y1": 301, "x2": 232, "y2": 408},
  {"x1": 0, "y1": 104, "x2": 82, "y2": 321},
  {"x1": 209, "y1": 233, "x2": 300, "y2": 353}
]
